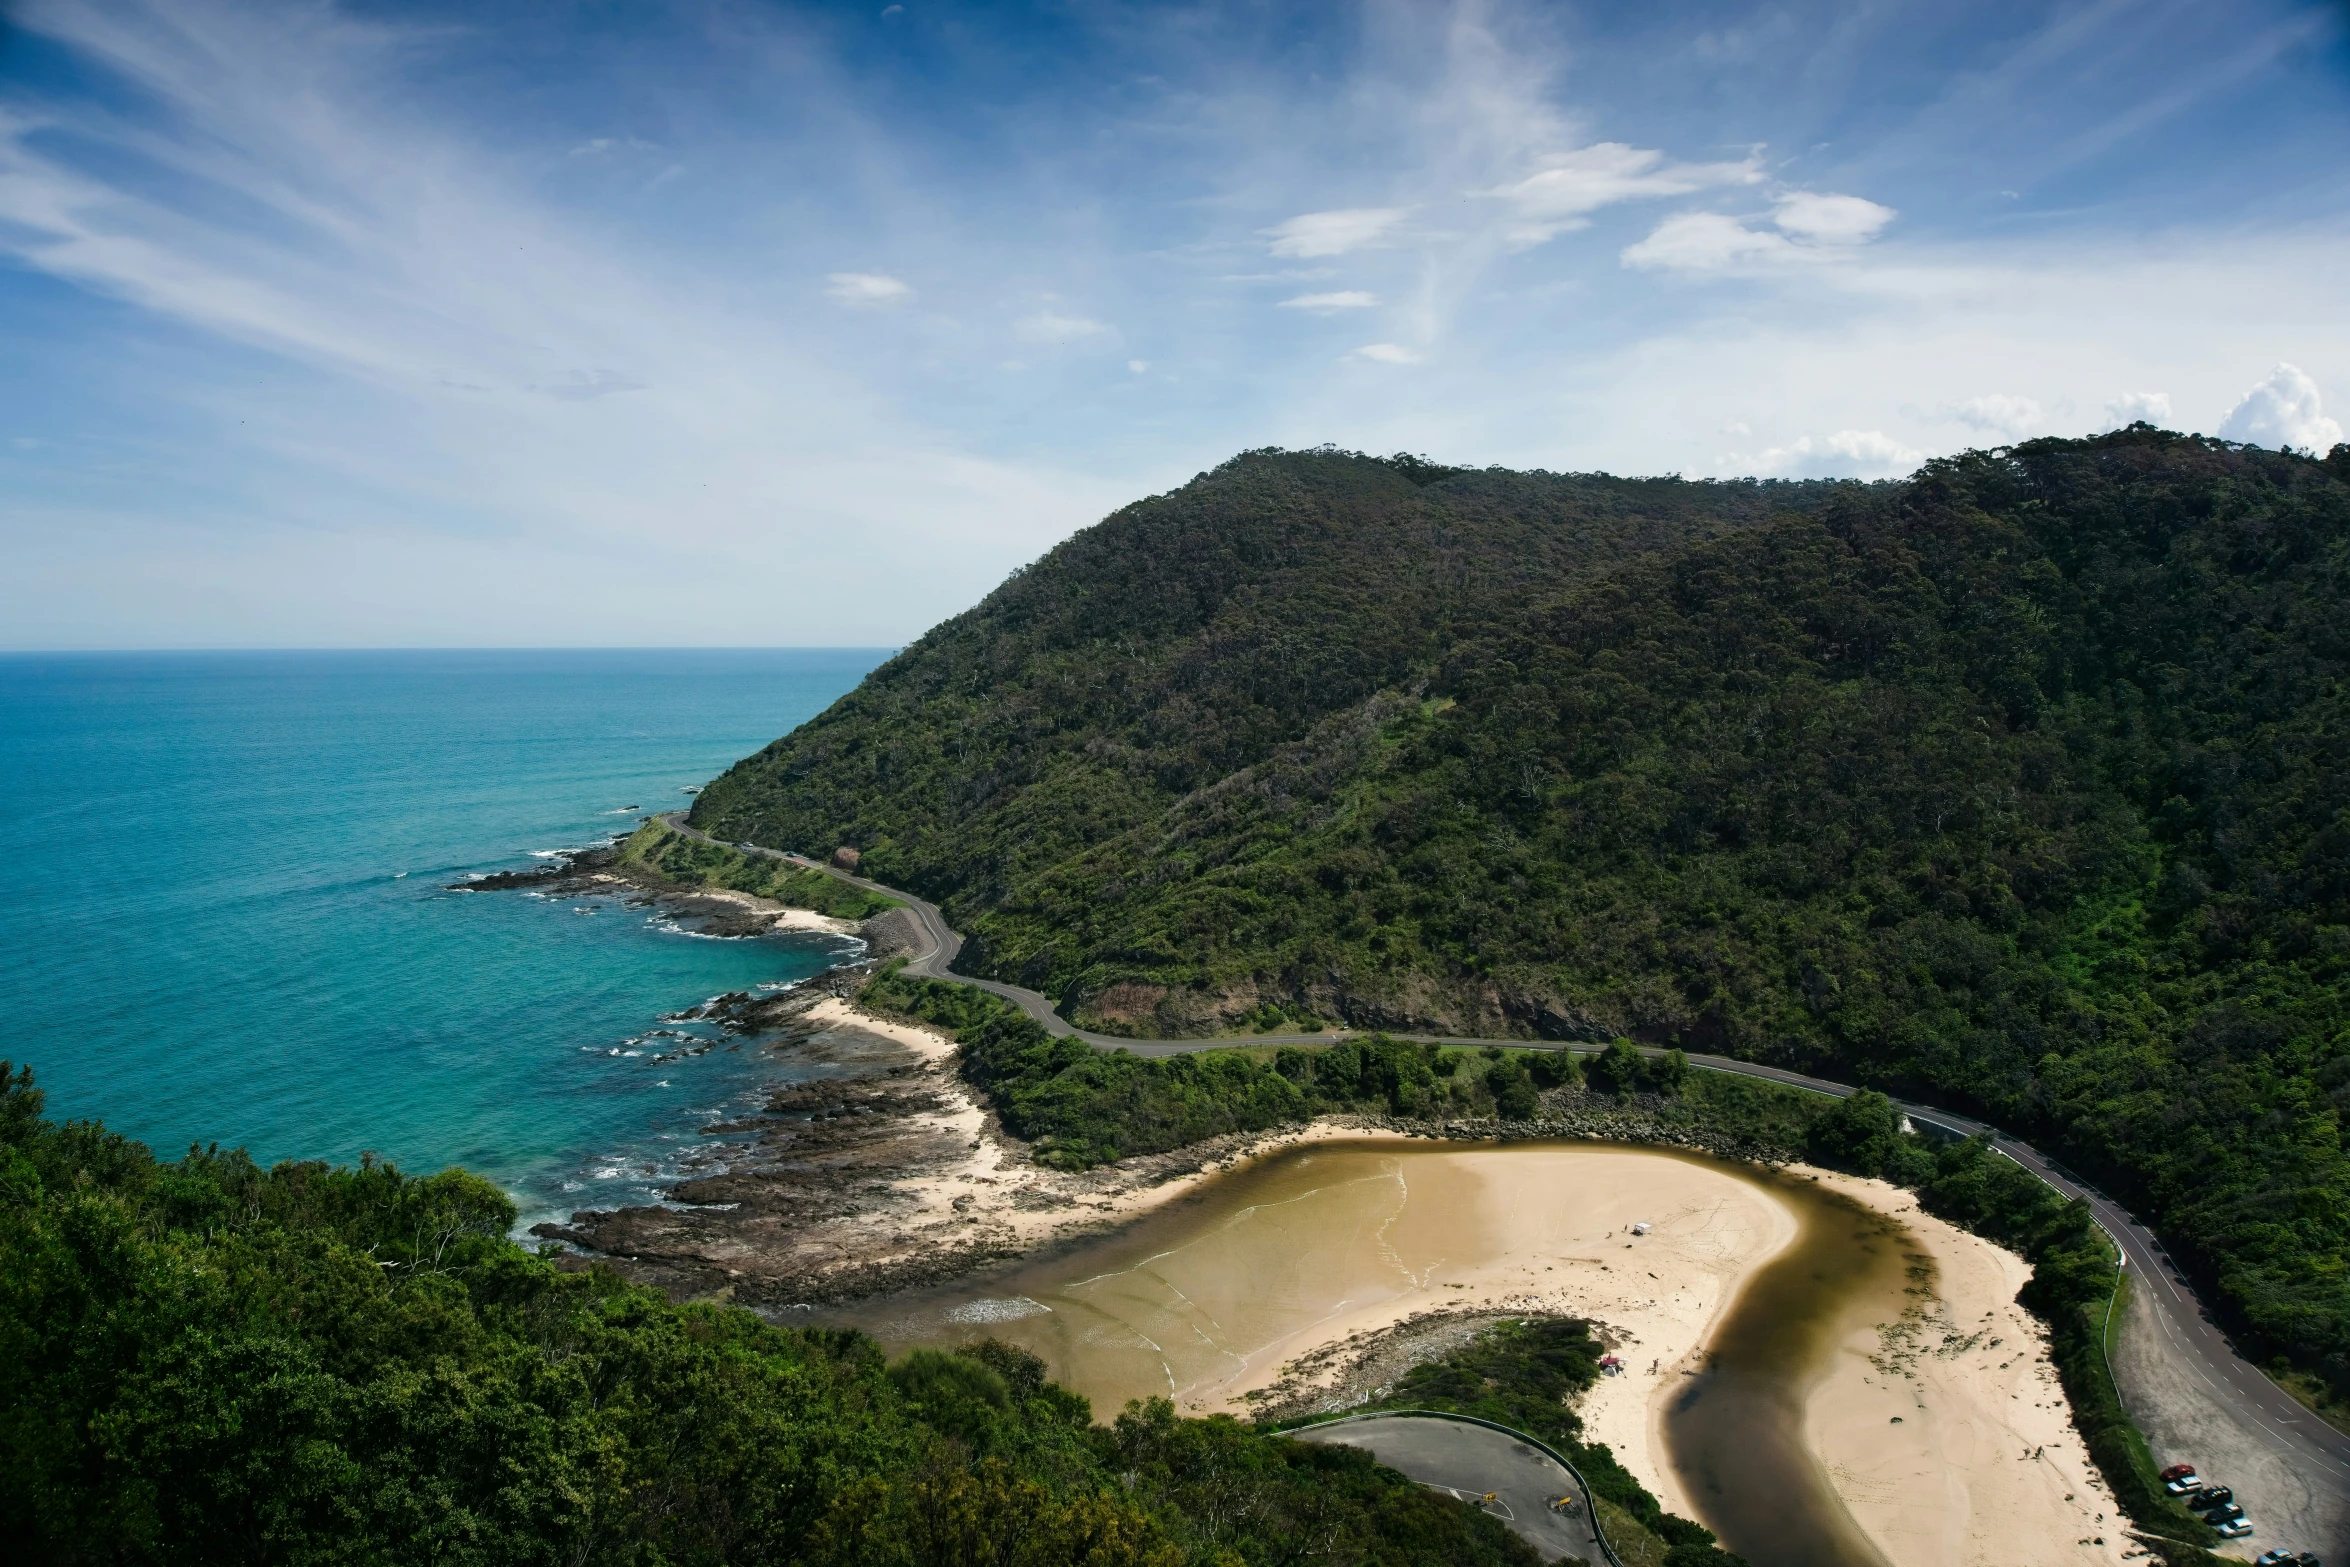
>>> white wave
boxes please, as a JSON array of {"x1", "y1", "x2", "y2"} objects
[
  {"x1": 644, "y1": 917, "x2": 736, "y2": 941},
  {"x1": 393, "y1": 871, "x2": 408, "y2": 879},
  {"x1": 943, "y1": 1296, "x2": 1053, "y2": 1325}
]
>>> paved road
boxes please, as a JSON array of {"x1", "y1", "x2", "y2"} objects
[
  {"x1": 657, "y1": 811, "x2": 2350, "y2": 1558},
  {"x1": 1291, "y1": 1413, "x2": 1612, "y2": 1564}
]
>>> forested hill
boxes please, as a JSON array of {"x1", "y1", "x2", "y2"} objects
[
  {"x1": 693, "y1": 452, "x2": 1844, "y2": 912},
  {"x1": 698, "y1": 431, "x2": 2350, "y2": 1406}
]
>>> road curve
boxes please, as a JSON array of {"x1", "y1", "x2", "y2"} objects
[
  {"x1": 657, "y1": 812, "x2": 2350, "y2": 1554},
  {"x1": 1289, "y1": 1412, "x2": 1616, "y2": 1565}
]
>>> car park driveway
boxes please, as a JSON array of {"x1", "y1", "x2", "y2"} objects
[{"x1": 1290, "y1": 1412, "x2": 1610, "y2": 1563}]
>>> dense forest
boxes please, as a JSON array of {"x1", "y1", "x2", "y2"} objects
[
  {"x1": 0, "y1": 1063, "x2": 1533, "y2": 1566},
  {"x1": 696, "y1": 433, "x2": 2350, "y2": 1411}
]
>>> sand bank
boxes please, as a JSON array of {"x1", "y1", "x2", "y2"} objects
[
  {"x1": 1795, "y1": 1169, "x2": 2129, "y2": 1567},
  {"x1": 1148, "y1": 1147, "x2": 2129, "y2": 1567},
  {"x1": 596, "y1": 993, "x2": 2137, "y2": 1566}
]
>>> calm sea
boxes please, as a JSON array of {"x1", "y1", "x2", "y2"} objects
[{"x1": 0, "y1": 649, "x2": 887, "y2": 1229}]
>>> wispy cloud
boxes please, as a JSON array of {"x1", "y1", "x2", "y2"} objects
[
  {"x1": 1772, "y1": 193, "x2": 1896, "y2": 245},
  {"x1": 1621, "y1": 192, "x2": 1898, "y2": 272},
  {"x1": 1949, "y1": 394, "x2": 2042, "y2": 437},
  {"x1": 1733, "y1": 428, "x2": 1925, "y2": 477},
  {"x1": 1480, "y1": 142, "x2": 1764, "y2": 247},
  {"x1": 0, "y1": 0, "x2": 2342, "y2": 647},
  {"x1": 826, "y1": 272, "x2": 910, "y2": 304},
  {"x1": 1016, "y1": 310, "x2": 1118, "y2": 345},
  {"x1": 534, "y1": 370, "x2": 648, "y2": 401},
  {"x1": 1279, "y1": 291, "x2": 1378, "y2": 313},
  {"x1": 1264, "y1": 208, "x2": 1409, "y2": 258}
]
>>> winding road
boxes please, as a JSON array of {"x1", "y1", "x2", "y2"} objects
[{"x1": 659, "y1": 812, "x2": 2350, "y2": 1559}]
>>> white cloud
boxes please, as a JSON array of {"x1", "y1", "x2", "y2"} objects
[
  {"x1": 1773, "y1": 192, "x2": 1896, "y2": 245},
  {"x1": 2217, "y1": 363, "x2": 2343, "y2": 451},
  {"x1": 1950, "y1": 394, "x2": 2043, "y2": 438},
  {"x1": 1621, "y1": 212, "x2": 1793, "y2": 271},
  {"x1": 1480, "y1": 143, "x2": 1763, "y2": 247},
  {"x1": 1264, "y1": 208, "x2": 1408, "y2": 258},
  {"x1": 2102, "y1": 391, "x2": 2173, "y2": 429},
  {"x1": 825, "y1": 271, "x2": 910, "y2": 304},
  {"x1": 1279, "y1": 290, "x2": 1378, "y2": 313},
  {"x1": 0, "y1": 0, "x2": 1138, "y2": 649},
  {"x1": 1351, "y1": 343, "x2": 1422, "y2": 364},
  {"x1": 1127, "y1": 359, "x2": 1149, "y2": 374},
  {"x1": 1016, "y1": 310, "x2": 1118, "y2": 345},
  {"x1": 1622, "y1": 190, "x2": 1895, "y2": 273},
  {"x1": 1738, "y1": 429, "x2": 1926, "y2": 478}
]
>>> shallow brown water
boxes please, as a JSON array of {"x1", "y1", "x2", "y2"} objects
[
  {"x1": 834, "y1": 1140, "x2": 1911, "y2": 1567},
  {"x1": 1660, "y1": 1170, "x2": 1913, "y2": 1567}
]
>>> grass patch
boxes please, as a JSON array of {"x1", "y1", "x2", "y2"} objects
[{"x1": 616, "y1": 821, "x2": 898, "y2": 920}]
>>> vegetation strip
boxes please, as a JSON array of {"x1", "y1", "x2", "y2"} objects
[{"x1": 0, "y1": 1060, "x2": 1545, "y2": 1566}]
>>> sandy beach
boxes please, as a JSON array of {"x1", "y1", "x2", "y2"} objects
[
  {"x1": 567, "y1": 991, "x2": 2139, "y2": 1566},
  {"x1": 1798, "y1": 1170, "x2": 2130, "y2": 1567},
  {"x1": 1161, "y1": 1143, "x2": 2130, "y2": 1567}
]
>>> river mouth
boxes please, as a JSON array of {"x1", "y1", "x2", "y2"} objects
[
  {"x1": 1661, "y1": 1167, "x2": 1914, "y2": 1567},
  {"x1": 831, "y1": 1137, "x2": 1913, "y2": 1566}
]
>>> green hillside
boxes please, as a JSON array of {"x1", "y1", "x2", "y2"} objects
[
  {"x1": 0, "y1": 1064, "x2": 1533, "y2": 1567},
  {"x1": 697, "y1": 431, "x2": 2350, "y2": 1410}
]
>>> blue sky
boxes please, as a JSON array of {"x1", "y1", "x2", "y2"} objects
[{"x1": 3, "y1": 0, "x2": 2347, "y2": 648}]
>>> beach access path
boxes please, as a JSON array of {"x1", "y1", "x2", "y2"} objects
[{"x1": 655, "y1": 812, "x2": 2350, "y2": 1560}]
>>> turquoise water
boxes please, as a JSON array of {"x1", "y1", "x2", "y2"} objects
[{"x1": 0, "y1": 649, "x2": 887, "y2": 1228}]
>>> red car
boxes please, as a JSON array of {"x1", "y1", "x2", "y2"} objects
[{"x1": 2159, "y1": 1464, "x2": 2197, "y2": 1481}]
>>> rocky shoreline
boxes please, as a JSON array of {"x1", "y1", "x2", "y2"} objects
[
  {"x1": 463, "y1": 840, "x2": 1814, "y2": 1319},
  {"x1": 463, "y1": 840, "x2": 1272, "y2": 1307}
]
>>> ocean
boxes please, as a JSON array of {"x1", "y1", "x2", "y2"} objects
[{"x1": 0, "y1": 648, "x2": 888, "y2": 1230}]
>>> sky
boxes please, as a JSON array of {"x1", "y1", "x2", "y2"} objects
[{"x1": 2, "y1": 0, "x2": 2347, "y2": 648}]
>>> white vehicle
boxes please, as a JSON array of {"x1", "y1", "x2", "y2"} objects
[{"x1": 2218, "y1": 1520, "x2": 2255, "y2": 1540}]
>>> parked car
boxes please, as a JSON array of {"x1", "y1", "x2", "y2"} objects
[
  {"x1": 2190, "y1": 1486, "x2": 2234, "y2": 1510},
  {"x1": 2165, "y1": 1472, "x2": 2204, "y2": 1495},
  {"x1": 2217, "y1": 1520, "x2": 2256, "y2": 1540},
  {"x1": 2159, "y1": 1464, "x2": 2197, "y2": 1482},
  {"x1": 2203, "y1": 1504, "x2": 2245, "y2": 1525},
  {"x1": 2255, "y1": 1552, "x2": 2294, "y2": 1565}
]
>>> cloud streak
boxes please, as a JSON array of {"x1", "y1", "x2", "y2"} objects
[{"x1": 0, "y1": 0, "x2": 2343, "y2": 648}]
